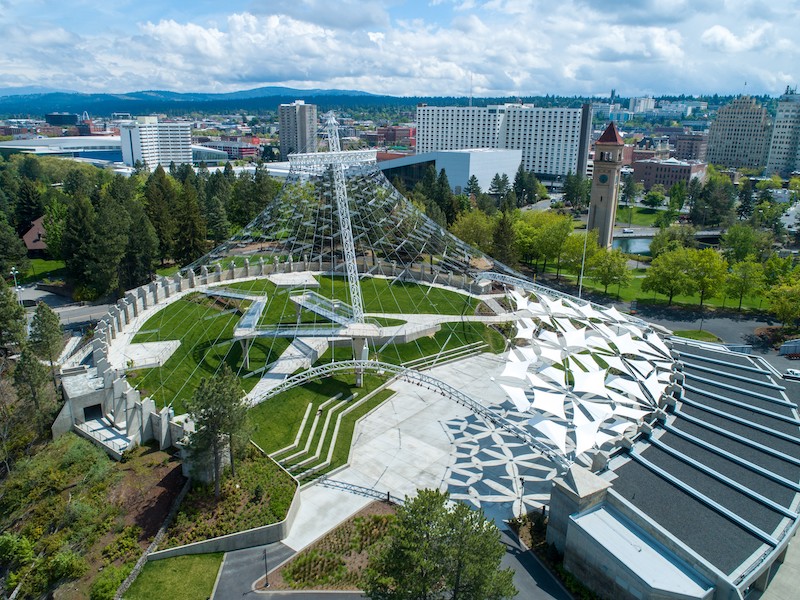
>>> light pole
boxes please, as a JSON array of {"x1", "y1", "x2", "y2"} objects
[
  {"x1": 519, "y1": 477, "x2": 525, "y2": 519},
  {"x1": 9, "y1": 267, "x2": 22, "y2": 306},
  {"x1": 263, "y1": 548, "x2": 270, "y2": 589},
  {"x1": 578, "y1": 202, "x2": 591, "y2": 299}
]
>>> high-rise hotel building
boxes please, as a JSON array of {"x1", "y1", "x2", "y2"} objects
[
  {"x1": 415, "y1": 103, "x2": 592, "y2": 180},
  {"x1": 278, "y1": 100, "x2": 318, "y2": 159},
  {"x1": 766, "y1": 88, "x2": 800, "y2": 177},
  {"x1": 707, "y1": 96, "x2": 771, "y2": 170},
  {"x1": 120, "y1": 116, "x2": 192, "y2": 169}
]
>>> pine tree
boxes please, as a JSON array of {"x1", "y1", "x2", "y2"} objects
[
  {"x1": 13, "y1": 345, "x2": 51, "y2": 435},
  {"x1": 29, "y1": 302, "x2": 62, "y2": 395},
  {"x1": 492, "y1": 210, "x2": 518, "y2": 266},
  {"x1": 14, "y1": 178, "x2": 43, "y2": 236},
  {"x1": 0, "y1": 278, "x2": 25, "y2": 350},
  {"x1": 186, "y1": 365, "x2": 248, "y2": 499},
  {"x1": 175, "y1": 182, "x2": 207, "y2": 265}
]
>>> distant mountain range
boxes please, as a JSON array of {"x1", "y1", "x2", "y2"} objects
[{"x1": 0, "y1": 85, "x2": 383, "y2": 116}]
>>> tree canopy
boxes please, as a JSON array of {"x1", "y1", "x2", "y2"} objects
[{"x1": 364, "y1": 489, "x2": 516, "y2": 600}]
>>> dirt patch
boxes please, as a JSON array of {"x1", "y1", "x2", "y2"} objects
[
  {"x1": 54, "y1": 445, "x2": 186, "y2": 600},
  {"x1": 753, "y1": 326, "x2": 800, "y2": 351},
  {"x1": 256, "y1": 501, "x2": 397, "y2": 591}
]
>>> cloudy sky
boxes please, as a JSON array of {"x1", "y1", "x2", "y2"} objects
[{"x1": 0, "y1": 0, "x2": 797, "y2": 97}]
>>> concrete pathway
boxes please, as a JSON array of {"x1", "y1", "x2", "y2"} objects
[{"x1": 246, "y1": 338, "x2": 329, "y2": 405}]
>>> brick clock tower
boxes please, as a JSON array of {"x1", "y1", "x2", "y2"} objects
[{"x1": 588, "y1": 122, "x2": 624, "y2": 248}]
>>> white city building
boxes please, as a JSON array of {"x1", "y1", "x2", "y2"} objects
[
  {"x1": 766, "y1": 87, "x2": 800, "y2": 177},
  {"x1": 120, "y1": 117, "x2": 192, "y2": 169},
  {"x1": 415, "y1": 103, "x2": 592, "y2": 180}
]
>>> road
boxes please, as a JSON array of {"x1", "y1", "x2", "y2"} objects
[
  {"x1": 211, "y1": 530, "x2": 570, "y2": 600},
  {"x1": 16, "y1": 284, "x2": 112, "y2": 329}
]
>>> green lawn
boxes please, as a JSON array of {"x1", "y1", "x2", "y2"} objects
[
  {"x1": 22, "y1": 258, "x2": 66, "y2": 284},
  {"x1": 124, "y1": 553, "x2": 223, "y2": 600},
  {"x1": 249, "y1": 374, "x2": 387, "y2": 453},
  {"x1": 126, "y1": 278, "x2": 494, "y2": 415},
  {"x1": 128, "y1": 295, "x2": 289, "y2": 414},
  {"x1": 615, "y1": 205, "x2": 660, "y2": 227},
  {"x1": 155, "y1": 264, "x2": 181, "y2": 277},
  {"x1": 566, "y1": 271, "x2": 766, "y2": 311},
  {"x1": 225, "y1": 275, "x2": 479, "y2": 316},
  {"x1": 672, "y1": 330, "x2": 721, "y2": 342}
]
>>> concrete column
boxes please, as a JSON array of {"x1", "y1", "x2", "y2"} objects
[
  {"x1": 174, "y1": 273, "x2": 182, "y2": 292},
  {"x1": 160, "y1": 277, "x2": 171, "y2": 298},
  {"x1": 138, "y1": 287, "x2": 149, "y2": 310},
  {"x1": 352, "y1": 337, "x2": 366, "y2": 387},
  {"x1": 214, "y1": 263, "x2": 222, "y2": 283},
  {"x1": 228, "y1": 262, "x2": 235, "y2": 280},
  {"x1": 304, "y1": 254, "x2": 309, "y2": 270},
  {"x1": 200, "y1": 265, "x2": 209, "y2": 286},
  {"x1": 150, "y1": 281, "x2": 161, "y2": 304},
  {"x1": 244, "y1": 258, "x2": 250, "y2": 278},
  {"x1": 287, "y1": 255, "x2": 293, "y2": 273},
  {"x1": 125, "y1": 292, "x2": 138, "y2": 317},
  {"x1": 258, "y1": 257, "x2": 265, "y2": 276}
]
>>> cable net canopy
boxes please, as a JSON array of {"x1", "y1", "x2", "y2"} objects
[{"x1": 197, "y1": 151, "x2": 511, "y2": 278}]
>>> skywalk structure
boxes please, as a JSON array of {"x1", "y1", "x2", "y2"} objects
[{"x1": 54, "y1": 114, "x2": 799, "y2": 600}]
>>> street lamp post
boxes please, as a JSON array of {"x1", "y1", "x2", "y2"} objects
[
  {"x1": 519, "y1": 477, "x2": 525, "y2": 519},
  {"x1": 263, "y1": 548, "x2": 270, "y2": 589},
  {"x1": 578, "y1": 203, "x2": 592, "y2": 299},
  {"x1": 9, "y1": 267, "x2": 21, "y2": 306}
]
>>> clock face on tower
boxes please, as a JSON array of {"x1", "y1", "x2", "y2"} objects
[{"x1": 598, "y1": 174, "x2": 609, "y2": 184}]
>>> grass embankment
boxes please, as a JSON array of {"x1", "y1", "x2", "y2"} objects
[
  {"x1": 124, "y1": 553, "x2": 223, "y2": 600},
  {"x1": 672, "y1": 330, "x2": 722, "y2": 342},
  {"x1": 265, "y1": 502, "x2": 396, "y2": 590},
  {"x1": 615, "y1": 205, "x2": 660, "y2": 227},
  {"x1": 162, "y1": 448, "x2": 296, "y2": 549},
  {"x1": 128, "y1": 294, "x2": 289, "y2": 414},
  {"x1": 0, "y1": 435, "x2": 184, "y2": 600},
  {"x1": 251, "y1": 374, "x2": 396, "y2": 478}
]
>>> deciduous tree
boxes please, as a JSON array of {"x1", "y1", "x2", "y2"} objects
[
  {"x1": 589, "y1": 248, "x2": 631, "y2": 294},
  {"x1": 686, "y1": 248, "x2": 728, "y2": 308},
  {"x1": 642, "y1": 247, "x2": 692, "y2": 305},
  {"x1": 726, "y1": 257, "x2": 765, "y2": 311}
]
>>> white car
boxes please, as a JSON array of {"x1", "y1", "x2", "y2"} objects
[
  {"x1": 622, "y1": 228, "x2": 634, "y2": 234},
  {"x1": 785, "y1": 368, "x2": 800, "y2": 381}
]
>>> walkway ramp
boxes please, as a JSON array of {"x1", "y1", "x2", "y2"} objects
[{"x1": 246, "y1": 338, "x2": 329, "y2": 404}]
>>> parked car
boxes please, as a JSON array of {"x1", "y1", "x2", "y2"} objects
[
  {"x1": 784, "y1": 368, "x2": 800, "y2": 381},
  {"x1": 622, "y1": 228, "x2": 634, "y2": 234}
]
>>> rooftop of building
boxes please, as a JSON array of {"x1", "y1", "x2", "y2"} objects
[{"x1": 606, "y1": 340, "x2": 800, "y2": 584}]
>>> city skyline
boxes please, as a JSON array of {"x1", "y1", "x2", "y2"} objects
[{"x1": 0, "y1": 0, "x2": 797, "y2": 99}]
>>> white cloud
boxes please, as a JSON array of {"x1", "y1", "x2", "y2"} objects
[
  {"x1": 0, "y1": 0, "x2": 797, "y2": 97},
  {"x1": 700, "y1": 24, "x2": 771, "y2": 53}
]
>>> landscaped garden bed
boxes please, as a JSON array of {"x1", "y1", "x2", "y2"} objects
[
  {"x1": 161, "y1": 449, "x2": 297, "y2": 549},
  {"x1": 259, "y1": 501, "x2": 396, "y2": 590}
]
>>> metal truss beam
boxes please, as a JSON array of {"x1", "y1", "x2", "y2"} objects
[{"x1": 251, "y1": 359, "x2": 571, "y2": 471}]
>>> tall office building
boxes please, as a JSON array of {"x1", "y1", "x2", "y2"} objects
[
  {"x1": 766, "y1": 87, "x2": 800, "y2": 177},
  {"x1": 278, "y1": 100, "x2": 318, "y2": 159},
  {"x1": 707, "y1": 96, "x2": 771, "y2": 169},
  {"x1": 120, "y1": 117, "x2": 192, "y2": 168},
  {"x1": 415, "y1": 103, "x2": 592, "y2": 180}
]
